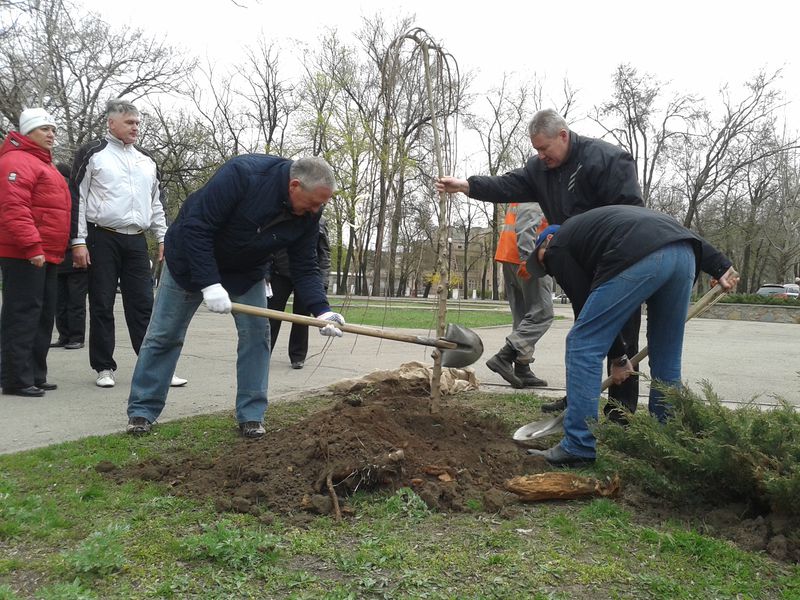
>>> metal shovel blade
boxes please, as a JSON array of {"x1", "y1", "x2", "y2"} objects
[
  {"x1": 440, "y1": 323, "x2": 484, "y2": 368},
  {"x1": 513, "y1": 412, "x2": 564, "y2": 444}
]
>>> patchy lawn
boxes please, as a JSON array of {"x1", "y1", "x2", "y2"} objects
[{"x1": 1, "y1": 383, "x2": 798, "y2": 599}]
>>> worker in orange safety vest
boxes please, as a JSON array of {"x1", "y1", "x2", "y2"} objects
[{"x1": 485, "y1": 202, "x2": 554, "y2": 388}]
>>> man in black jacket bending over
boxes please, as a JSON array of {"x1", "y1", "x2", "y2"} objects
[
  {"x1": 525, "y1": 206, "x2": 738, "y2": 466},
  {"x1": 436, "y1": 108, "x2": 644, "y2": 421}
]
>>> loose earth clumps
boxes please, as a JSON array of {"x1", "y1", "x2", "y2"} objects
[{"x1": 118, "y1": 380, "x2": 541, "y2": 521}]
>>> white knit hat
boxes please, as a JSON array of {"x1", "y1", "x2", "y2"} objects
[{"x1": 18, "y1": 108, "x2": 57, "y2": 135}]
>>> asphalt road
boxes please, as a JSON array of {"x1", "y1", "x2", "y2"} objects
[{"x1": 1, "y1": 302, "x2": 797, "y2": 454}]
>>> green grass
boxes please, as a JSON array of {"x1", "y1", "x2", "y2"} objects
[
  {"x1": 718, "y1": 293, "x2": 800, "y2": 306},
  {"x1": 1, "y1": 392, "x2": 798, "y2": 599},
  {"x1": 324, "y1": 302, "x2": 516, "y2": 329}
]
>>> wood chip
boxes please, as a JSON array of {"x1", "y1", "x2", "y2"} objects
[{"x1": 504, "y1": 472, "x2": 620, "y2": 502}]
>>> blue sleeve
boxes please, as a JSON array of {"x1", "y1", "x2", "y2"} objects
[
  {"x1": 288, "y1": 220, "x2": 329, "y2": 315},
  {"x1": 181, "y1": 161, "x2": 247, "y2": 289}
]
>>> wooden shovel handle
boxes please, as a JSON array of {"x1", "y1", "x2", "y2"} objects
[{"x1": 230, "y1": 302, "x2": 457, "y2": 350}]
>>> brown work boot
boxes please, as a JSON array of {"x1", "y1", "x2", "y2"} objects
[
  {"x1": 514, "y1": 362, "x2": 548, "y2": 387},
  {"x1": 486, "y1": 343, "x2": 524, "y2": 388}
]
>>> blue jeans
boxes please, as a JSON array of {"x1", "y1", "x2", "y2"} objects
[
  {"x1": 561, "y1": 241, "x2": 696, "y2": 458},
  {"x1": 127, "y1": 265, "x2": 270, "y2": 424}
]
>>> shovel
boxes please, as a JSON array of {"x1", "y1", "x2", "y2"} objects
[
  {"x1": 230, "y1": 302, "x2": 484, "y2": 368},
  {"x1": 512, "y1": 282, "x2": 732, "y2": 444}
]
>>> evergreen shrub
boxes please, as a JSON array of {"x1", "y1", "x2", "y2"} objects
[{"x1": 595, "y1": 382, "x2": 800, "y2": 514}]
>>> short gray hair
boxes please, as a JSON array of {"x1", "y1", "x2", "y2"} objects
[
  {"x1": 528, "y1": 109, "x2": 569, "y2": 138},
  {"x1": 106, "y1": 99, "x2": 139, "y2": 119},
  {"x1": 290, "y1": 156, "x2": 337, "y2": 192}
]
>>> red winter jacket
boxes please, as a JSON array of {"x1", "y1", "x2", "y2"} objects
[{"x1": 0, "y1": 132, "x2": 71, "y2": 263}]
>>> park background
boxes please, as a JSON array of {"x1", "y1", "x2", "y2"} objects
[{"x1": 2, "y1": 0, "x2": 799, "y2": 299}]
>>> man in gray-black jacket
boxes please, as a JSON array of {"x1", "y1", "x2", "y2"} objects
[
  {"x1": 525, "y1": 206, "x2": 738, "y2": 466},
  {"x1": 436, "y1": 108, "x2": 644, "y2": 421}
]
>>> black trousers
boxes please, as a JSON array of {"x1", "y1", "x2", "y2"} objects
[
  {"x1": 0, "y1": 258, "x2": 58, "y2": 389},
  {"x1": 604, "y1": 308, "x2": 641, "y2": 419},
  {"x1": 55, "y1": 270, "x2": 88, "y2": 344},
  {"x1": 268, "y1": 272, "x2": 309, "y2": 363},
  {"x1": 86, "y1": 225, "x2": 153, "y2": 372}
]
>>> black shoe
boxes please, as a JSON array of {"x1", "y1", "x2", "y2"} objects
[
  {"x1": 2, "y1": 386, "x2": 45, "y2": 397},
  {"x1": 486, "y1": 344, "x2": 523, "y2": 388},
  {"x1": 527, "y1": 444, "x2": 595, "y2": 467},
  {"x1": 239, "y1": 421, "x2": 266, "y2": 438},
  {"x1": 291, "y1": 361, "x2": 304, "y2": 370},
  {"x1": 35, "y1": 382, "x2": 57, "y2": 391},
  {"x1": 126, "y1": 416, "x2": 152, "y2": 435},
  {"x1": 603, "y1": 398, "x2": 634, "y2": 426},
  {"x1": 50, "y1": 339, "x2": 67, "y2": 348},
  {"x1": 64, "y1": 341, "x2": 84, "y2": 350},
  {"x1": 541, "y1": 396, "x2": 567, "y2": 413},
  {"x1": 514, "y1": 363, "x2": 548, "y2": 387}
]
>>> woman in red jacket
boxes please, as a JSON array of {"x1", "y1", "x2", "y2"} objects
[{"x1": 0, "y1": 108, "x2": 71, "y2": 397}]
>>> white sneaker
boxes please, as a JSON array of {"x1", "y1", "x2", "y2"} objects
[
  {"x1": 96, "y1": 370, "x2": 115, "y2": 388},
  {"x1": 170, "y1": 375, "x2": 188, "y2": 387}
]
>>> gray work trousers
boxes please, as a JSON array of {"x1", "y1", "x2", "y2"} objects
[{"x1": 502, "y1": 261, "x2": 554, "y2": 364}]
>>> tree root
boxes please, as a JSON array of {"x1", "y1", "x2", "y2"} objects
[{"x1": 326, "y1": 471, "x2": 342, "y2": 521}]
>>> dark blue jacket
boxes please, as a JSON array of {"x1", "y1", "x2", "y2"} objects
[{"x1": 165, "y1": 154, "x2": 329, "y2": 315}]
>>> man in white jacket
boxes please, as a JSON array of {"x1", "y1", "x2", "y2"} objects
[{"x1": 70, "y1": 99, "x2": 186, "y2": 389}]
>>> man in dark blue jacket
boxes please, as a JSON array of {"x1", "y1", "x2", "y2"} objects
[
  {"x1": 125, "y1": 155, "x2": 345, "y2": 438},
  {"x1": 526, "y1": 206, "x2": 738, "y2": 466},
  {"x1": 436, "y1": 108, "x2": 644, "y2": 422}
]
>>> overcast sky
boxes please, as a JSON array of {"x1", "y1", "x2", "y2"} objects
[{"x1": 79, "y1": 0, "x2": 799, "y2": 155}]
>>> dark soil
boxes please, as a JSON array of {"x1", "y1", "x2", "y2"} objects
[
  {"x1": 117, "y1": 381, "x2": 543, "y2": 523},
  {"x1": 112, "y1": 380, "x2": 800, "y2": 562}
]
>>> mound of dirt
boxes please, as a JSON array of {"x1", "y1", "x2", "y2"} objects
[{"x1": 119, "y1": 381, "x2": 542, "y2": 521}]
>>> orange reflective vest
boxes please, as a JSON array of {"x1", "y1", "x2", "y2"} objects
[{"x1": 495, "y1": 203, "x2": 548, "y2": 264}]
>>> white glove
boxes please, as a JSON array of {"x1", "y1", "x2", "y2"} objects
[
  {"x1": 201, "y1": 283, "x2": 232, "y2": 314},
  {"x1": 265, "y1": 282, "x2": 273, "y2": 298},
  {"x1": 317, "y1": 311, "x2": 345, "y2": 337}
]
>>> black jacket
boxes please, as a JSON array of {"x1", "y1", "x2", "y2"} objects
[
  {"x1": 165, "y1": 155, "x2": 329, "y2": 315},
  {"x1": 541, "y1": 205, "x2": 732, "y2": 314},
  {"x1": 467, "y1": 131, "x2": 643, "y2": 224}
]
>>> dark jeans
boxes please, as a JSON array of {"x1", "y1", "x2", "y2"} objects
[
  {"x1": 128, "y1": 266, "x2": 270, "y2": 425},
  {"x1": 55, "y1": 270, "x2": 88, "y2": 344},
  {"x1": 86, "y1": 225, "x2": 153, "y2": 372},
  {"x1": 0, "y1": 258, "x2": 58, "y2": 389},
  {"x1": 268, "y1": 272, "x2": 309, "y2": 363}
]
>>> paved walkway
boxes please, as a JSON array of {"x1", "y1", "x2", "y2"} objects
[{"x1": 1, "y1": 304, "x2": 797, "y2": 454}]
